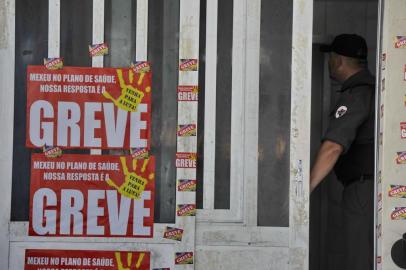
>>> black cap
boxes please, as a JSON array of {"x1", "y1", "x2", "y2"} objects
[{"x1": 320, "y1": 34, "x2": 368, "y2": 59}]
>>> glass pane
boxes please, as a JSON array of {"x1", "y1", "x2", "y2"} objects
[
  {"x1": 214, "y1": 0, "x2": 233, "y2": 210},
  {"x1": 59, "y1": 0, "x2": 93, "y2": 157},
  {"x1": 148, "y1": 0, "x2": 180, "y2": 223},
  {"x1": 60, "y1": 0, "x2": 92, "y2": 67},
  {"x1": 258, "y1": 0, "x2": 293, "y2": 227},
  {"x1": 11, "y1": 0, "x2": 94, "y2": 221},
  {"x1": 196, "y1": 0, "x2": 234, "y2": 210},
  {"x1": 196, "y1": 0, "x2": 207, "y2": 209},
  {"x1": 104, "y1": 0, "x2": 136, "y2": 67},
  {"x1": 11, "y1": 0, "x2": 49, "y2": 221}
]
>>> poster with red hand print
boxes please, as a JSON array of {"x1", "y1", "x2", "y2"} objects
[
  {"x1": 26, "y1": 65, "x2": 151, "y2": 150},
  {"x1": 25, "y1": 249, "x2": 150, "y2": 270},
  {"x1": 29, "y1": 153, "x2": 154, "y2": 238}
]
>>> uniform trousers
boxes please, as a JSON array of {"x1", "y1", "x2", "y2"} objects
[{"x1": 342, "y1": 178, "x2": 374, "y2": 270}]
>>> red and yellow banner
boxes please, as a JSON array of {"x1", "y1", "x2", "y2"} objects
[
  {"x1": 26, "y1": 65, "x2": 151, "y2": 150},
  {"x1": 25, "y1": 249, "x2": 150, "y2": 270},
  {"x1": 29, "y1": 153, "x2": 154, "y2": 238}
]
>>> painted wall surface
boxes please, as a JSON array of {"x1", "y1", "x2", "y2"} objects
[
  {"x1": 0, "y1": 0, "x2": 15, "y2": 268},
  {"x1": 196, "y1": 247, "x2": 289, "y2": 270},
  {"x1": 377, "y1": 0, "x2": 406, "y2": 269}
]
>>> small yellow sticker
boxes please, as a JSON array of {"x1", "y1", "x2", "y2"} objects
[
  {"x1": 106, "y1": 157, "x2": 153, "y2": 200},
  {"x1": 115, "y1": 252, "x2": 145, "y2": 269},
  {"x1": 103, "y1": 69, "x2": 149, "y2": 112}
]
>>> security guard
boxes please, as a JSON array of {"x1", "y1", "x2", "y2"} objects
[{"x1": 310, "y1": 34, "x2": 375, "y2": 270}]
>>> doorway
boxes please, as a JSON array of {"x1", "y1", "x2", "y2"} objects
[{"x1": 310, "y1": 1, "x2": 379, "y2": 270}]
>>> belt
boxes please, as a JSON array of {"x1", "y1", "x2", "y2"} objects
[{"x1": 343, "y1": 174, "x2": 374, "y2": 187}]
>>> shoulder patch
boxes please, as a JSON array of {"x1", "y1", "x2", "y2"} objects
[{"x1": 335, "y1": 106, "x2": 348, "y2": 118}]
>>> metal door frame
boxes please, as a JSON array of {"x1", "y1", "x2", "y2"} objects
[
  {"x1": 0, "y1": 0, "x2": 313, "y2": 269},
  {"x1": 195, "y1": 0, "x2": 313, "y2": 269},
  {"x1": 0, "y1": 0, "x2": 16, "y2": 268},
  {"x1": 1, "y1": 0, "x2": 200, "y2": 269},
  {"x1": 375, "y1": 0, "x2": 406, "y2": 269}
]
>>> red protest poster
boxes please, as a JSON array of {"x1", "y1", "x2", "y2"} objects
[
  {"x1": 25, "y1": 249, "x2": 150, "y2": 270},
  {"x1": 29, "y1": 153, "x2": 154, "y2": 238},
  {"x1": 26, "y1": 65, "x2": 151, "y2": 149}
]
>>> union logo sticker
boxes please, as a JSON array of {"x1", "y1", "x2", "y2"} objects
[
  {"x1": 89, "y1": 43, "x2": 109, "y2": 57},
  {"x1": 389, "y1": 185, "x2": 406, "y2": 198},
  {"x1": 175, "y1": 252, "x2": 194, "y2": 265},
  {"x1": 179, "y1": 59, "x2": 198, "y2": 71},
  {"x1": 131, "y1": 61, "x2": 151, "y2": 73},
  {"x1": 177, "y1": 179, "x2": 197, "y2": 192},
  {"x1": 43, "y1": 145, "x2": 62, "y2": 158},
  {"x1": 44, "y1": 57, "x2": 63, "y2": 70},
  {"x1": 177, "y1": 204, "x2": 196, "y2": 217},
  {"x1": 163, "y1": 226, "x2": 184, "y2": 241},
  {"x1": 394, "y1": 36, "x2": 406, "y2": 48},
  {"x1": 130, "y1": 148, "x2": 149, "y2": 160},
  {"x1": 391, "y1": 207, "x2": 406, "y2": 220},
  {"x1": 177, "y1": 124, "x2": 197, "y2": 137},
  {"x1": 395, "y1": 152, "x2": 406, "y2": 164}
]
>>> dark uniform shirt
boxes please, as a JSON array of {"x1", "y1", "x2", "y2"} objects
[{"x1": 323, "y1": 69, "x2": 375, "y2": 183}]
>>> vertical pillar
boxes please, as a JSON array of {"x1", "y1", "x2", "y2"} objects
[
  {"x1": 377, "y1": 0, "x2": 406, "y2": 269},
  {"x1": 289, "y1": 0, "x2": 313, "y2": 269},
  {"x1": 176, "y1": 0, "x2": 200, "y2": 268},
  {"x1": 0, "y1": 0, "x2": 15, "y2": 268},
  {"x1": 91, "y1": 0, "x2": 104, "y2": 155}
]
